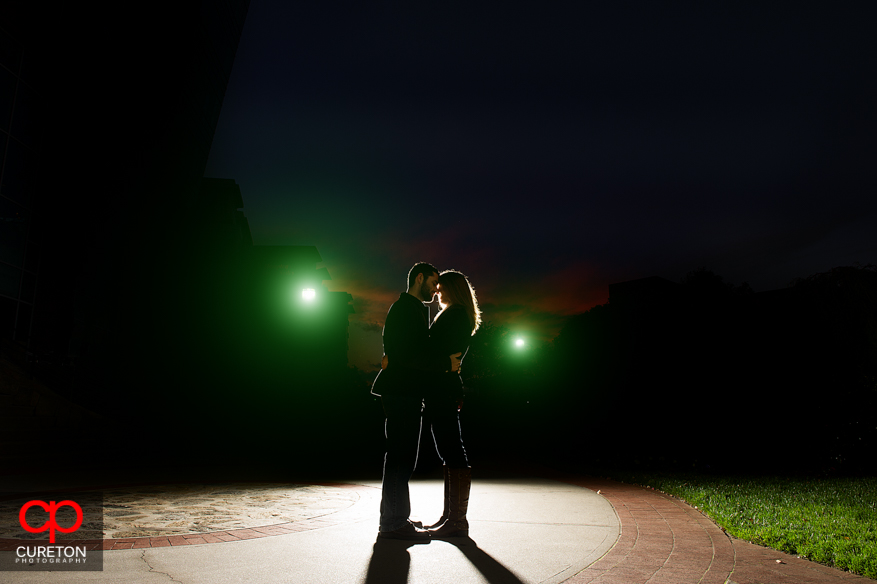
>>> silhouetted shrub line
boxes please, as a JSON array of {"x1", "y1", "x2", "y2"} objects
[{"x1": 459, "y1": 264, "x2": 877, "y2": 475}]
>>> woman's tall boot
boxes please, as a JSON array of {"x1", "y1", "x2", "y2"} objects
[
  {"x1": 429, "y1": 467, "x2": 471, "y2": 538},
  {"x1": 424, "y1": 465, "x2": 450, "y2": 530}
]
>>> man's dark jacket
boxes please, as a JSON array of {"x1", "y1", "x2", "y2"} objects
[{"x1": 371, "y1": 292, "x2": 447, "y2": 397}]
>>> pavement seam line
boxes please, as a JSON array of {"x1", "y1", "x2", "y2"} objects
[
  {"x1": 140, "y1": 550, "x2": 185, "y2": 584},
  {"x1": 473, "y1": 520, "x2": 616, "y2": 527},
  {"x1": 566, "y1": 489, "x2": 625, "y2": 581},
  {"x1": 643, "y1": 499, "x2": 663, "y2": 581},
  {"x1": 660, "y1": 496, "x2": 678, "y2": 581},
  {"x1": 725, "y1": 520, "x2": 740, "y2": 584},
  {"x1": 685, "y1": 493, "x2": 733, "y2": 584},
  {"x1": 691, "y1": 498, "x2": 715, "y2": 584},
  {"x1": 596, "y1": 496, "x2": 628, "y2": 573},
  {"x1": 704, "y1": 512, "x2": 721, "y2": 584}
]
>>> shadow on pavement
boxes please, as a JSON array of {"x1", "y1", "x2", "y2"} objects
[
  {"x1": 445, "y1": 537, "x2": 527, "y2": 584},
  {"x1": 364, "y1": 536, "x2": 526, "y2": 584},
  {"x1": 363, "y1": 538, "x2": 420, "y2": 584}
]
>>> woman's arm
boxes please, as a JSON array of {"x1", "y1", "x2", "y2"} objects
[{"x1": 430, "y1": 306, "x2": 471, "y2": 360}]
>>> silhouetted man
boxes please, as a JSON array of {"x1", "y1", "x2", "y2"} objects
[{"x1": 371, "y1": 262, "x2": 461, "y2": 541}]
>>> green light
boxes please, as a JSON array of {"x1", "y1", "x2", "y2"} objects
[
  {"x1": 515, "y1": 338, "x2": 525, "y2": 348},
  {"x1": 302, "y1": 288, "x2": 316, "y2": 301}
]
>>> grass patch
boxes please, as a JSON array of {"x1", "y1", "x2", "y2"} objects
[{"x1": 606, "y1": 471, "x2": 877, "y2": 579}]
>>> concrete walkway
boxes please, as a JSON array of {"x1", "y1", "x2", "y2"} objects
[{"x1": 1, "y1": 471, "x2": 875, "y2": 584}]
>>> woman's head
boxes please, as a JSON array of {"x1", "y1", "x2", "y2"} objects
[{"x1": 437, "y1": 270, "x2": 482, "y2": 335}]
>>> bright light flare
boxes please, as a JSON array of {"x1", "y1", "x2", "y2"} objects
[
  {"x1": 515, "y1": 338, "x2": 525, "y2": 348},
  {"x1": 302, "y1": 288, "x2": 316, "y2": 301}
]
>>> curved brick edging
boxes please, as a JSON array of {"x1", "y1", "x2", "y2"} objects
[
  {"x1": 559, "y1": 478, "x2": 734, "y2": 584},
  {"x1": 0, "y1": 482, "x2": 376, "y2": 552},
  {"x1": 557, "y1": 477, "x2": 877, "y2": 584}
]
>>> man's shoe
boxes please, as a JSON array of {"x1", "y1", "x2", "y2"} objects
[{"x1": 378, "y1": 521, "x2": 430, "y2": 542}]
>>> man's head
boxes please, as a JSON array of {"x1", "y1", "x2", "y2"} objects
[{"x1": 407, "y1": 262, "x2": 439, "y2": 303}]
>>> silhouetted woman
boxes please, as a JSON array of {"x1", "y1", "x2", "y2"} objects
[{"x1": 423, "y1": 269, "x2": 481, "y2": 537}]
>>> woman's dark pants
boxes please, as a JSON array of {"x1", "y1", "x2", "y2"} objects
[{"x1": 427, "y1": 395, "x2": 469, "y2": 469}]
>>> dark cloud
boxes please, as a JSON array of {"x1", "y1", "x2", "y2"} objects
[{"x1": 354, "y1": 321, "x2": 383, "y2": 334}]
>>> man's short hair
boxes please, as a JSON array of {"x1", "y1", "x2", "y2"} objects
[{"x1": 408, "y1": 262, "x2": 439, "y2": 289}]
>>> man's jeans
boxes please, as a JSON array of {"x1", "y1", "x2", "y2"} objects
[{"x1": 379, "y1": 395, "x2": 423, "y2": 532}]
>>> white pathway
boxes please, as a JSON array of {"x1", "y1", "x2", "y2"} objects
[{"x1": 2, "y1": 478, "x2": 619, "y2": 584}]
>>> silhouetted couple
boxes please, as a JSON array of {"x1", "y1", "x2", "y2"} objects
[{"x1": 371, "y1": 262, "x2": 482, "y2": 541}]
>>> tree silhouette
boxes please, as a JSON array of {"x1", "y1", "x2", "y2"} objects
[{"x1": 462, "y1": 321, "x2": 513, "y2": 386}]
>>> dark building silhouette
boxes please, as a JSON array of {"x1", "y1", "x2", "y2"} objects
[
  {"x1": 0, "y1": 18, "x2": 42, "y2": 353},
  {"x1": 197, "y1": 177, "x2": 255, "y2": 253},
  {"x1": 1, "y1": 2, "x2": 251, "y2": 364},
  {"x1": 2, "y1": 3, "x2": 357, "y2": 468},
  {"x1": 0, "y1": 2, "x2": 255, "y2": 448},
  {"x1": 243, "y1": 245, "x2": 354, "y2": 368},
  {"x1": 196, "y1": 177, "x2": 354, "y2": 372}
]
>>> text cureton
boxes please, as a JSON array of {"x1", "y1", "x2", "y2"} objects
[
  {"x1": 16, "y1": 546, "x2": 87, "y2": 558},
  {"x1": 15, "y1": 545, "x2": 88, "y2": 564}
]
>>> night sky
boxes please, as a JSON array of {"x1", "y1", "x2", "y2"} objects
[{"x1": 204, "y1": 2, "x2": 876, "y2": 371}]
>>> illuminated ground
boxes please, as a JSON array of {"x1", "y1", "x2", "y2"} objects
[
  {"x1": 1, "y1": 472, "x2": 874, "y2": 583},
  {"x1": 0, "y1": 483, "x2": 359, "y2": 540}
]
